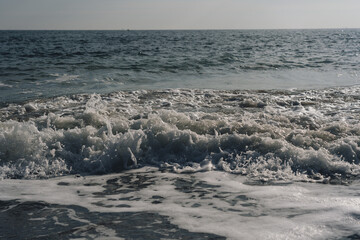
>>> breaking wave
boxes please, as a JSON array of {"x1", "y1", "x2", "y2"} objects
[{"x1": 1, "y1": 87, "x2": 360, "y2": 183}]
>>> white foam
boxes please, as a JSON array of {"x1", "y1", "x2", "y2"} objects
[
  {"x1": 1, "y1": 168, "x2": 359, "y2": 239},
  {"x1": 0, "y1": 83, "x2": 12, "y2": 88},
  {"x1": 0, "y1": 87, "x2": 360, "y2": 181},
  {"x1": 49, "y1": 73, "x2": 79, "y2": 83}
]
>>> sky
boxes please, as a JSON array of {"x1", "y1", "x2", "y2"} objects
[{"x1": 0, "y1": 0, "x2": 359, "y2": 30}]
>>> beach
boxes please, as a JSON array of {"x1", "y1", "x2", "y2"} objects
[{"x1": 1, "y1": 29, "x2": 360, "y2": 239}]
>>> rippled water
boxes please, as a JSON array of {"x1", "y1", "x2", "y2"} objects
[
  {"x1": 1, "y1": 30, "x2": 360, "y2": 239},
  {"x1": 1, "y1": 29, "x2": 360, "y2": 103}
]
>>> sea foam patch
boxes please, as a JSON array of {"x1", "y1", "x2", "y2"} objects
[
  {"x1": 1, "y1": 168, "x2": 359, "y2": 239},
  {"x1": 0, "y1": 87, "x2": 360, "y2": 182}
]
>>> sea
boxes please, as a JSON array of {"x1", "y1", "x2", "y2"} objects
[{"x1": 1, "y1": 29, "x2": 360, "y2": 239}]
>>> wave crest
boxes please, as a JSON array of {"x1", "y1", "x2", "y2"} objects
[{"x1": 1, "y1": 88, "x2": 360, "y2": 182}]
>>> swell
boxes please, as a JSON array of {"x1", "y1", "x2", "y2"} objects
[{"x1": 1, "y1": 87, "x2": 360, "y2": 183}]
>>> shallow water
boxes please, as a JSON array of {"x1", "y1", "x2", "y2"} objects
[
  {"x1": 1, "y1": 29, "x2": 360, "y2": 239},
  {"x1": 1, "y1": 167, "x2": 360, "y2": 239}
]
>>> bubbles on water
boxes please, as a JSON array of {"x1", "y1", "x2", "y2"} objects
[{"x1": 1, "y1": 87, "x2": 360, "y2": 182}]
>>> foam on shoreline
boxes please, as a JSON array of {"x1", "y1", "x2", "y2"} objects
[{"x1": 1, "y1": 87, "x2": 360, "y2": 182}]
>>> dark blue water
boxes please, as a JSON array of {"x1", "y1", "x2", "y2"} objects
[{"x1": 1, "y1": 29, "x2": 360, "y2": 103}]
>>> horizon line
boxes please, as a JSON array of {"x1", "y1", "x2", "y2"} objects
[{"x1": 0, "y1": 27, "x2": 359, "y2": 31}]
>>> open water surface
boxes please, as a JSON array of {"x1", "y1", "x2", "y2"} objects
[{"x1": 1, "y1": 30, "x2": 360, "y2": 239}]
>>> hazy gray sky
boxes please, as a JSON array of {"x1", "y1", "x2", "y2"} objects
[{"x1": 0, "y1": 0, "x2": 359, "y2": 30}]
